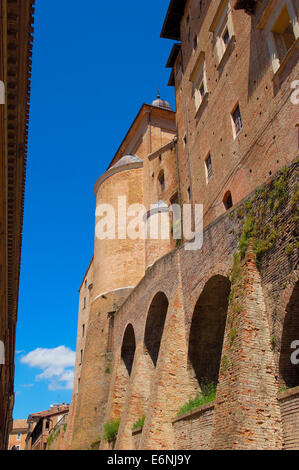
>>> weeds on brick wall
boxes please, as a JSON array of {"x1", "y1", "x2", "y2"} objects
[
  {"x1": 271, "y1": 334, "x2": 277, "y2": 349},
  {"x1": 132, "y1": 415, "x2": 145, "y2": 431},
  {"x1": 46, "y1": 428, "x2": 60, "y2": 448},
  {"x1": 236, "y1": 166, "x2": 294, "y2": 266},
  {"x1": 103, "y1": 419, "x2": 120, "y2": 442},
  {"x1": 222, "y1": 164, "x2": 296, "y2": 378},
  {"x1": 90, "y1": 437, "x2": 101, "y2": 449},
  {"x1": 278, "y1": 386, "x2": 290, "y2": 393},
  {"x1": 177, "y1": 383, "x2": 217, "y2": 416}
]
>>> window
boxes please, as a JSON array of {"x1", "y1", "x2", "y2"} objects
[
  {"x1": 82, "y1": 324, "x2": 85, "y2": 338},
  {"x1": 231, "y1": 104, "x2": 243, "y2": 138},
  {"x1": 187, "y1": 186, "x2": 191, "y2": 201},
  {"x1": 210, "y1": 1, "x2": 234, "y2": 64},
  {"x1": 80, "y1": 350, "x2": 83, "y2": 363},
  {"x1": 83, "y1": 297, "x2": 86, "y2": 309},
  {"x1": 262, "y1": 1, "x2": 299, "y2": 73},
  {"x1": 193, "y1": 35, "x2": 198, "y2": 50},
  {"x1": 17, "y1": 433, "x2": 21, "y2": 441},
  {"x1": 107, "y1": 312, "x2": 115, "y2": 352},
  {"x1": 223, "y1": 191, "x2": 233, "y2": 210},
  {"x1": 158, "y1": 171, "x2": 165, "y2": 192},
  {"x1": 205, "y1": 153, "x2": 213, "y2": 183},
  {"x1": 190, "y1": 52, "x2": 208, "y2": 113},
  {"x1": 85, "y1": 279, "x2": 87, "y2": 288}
]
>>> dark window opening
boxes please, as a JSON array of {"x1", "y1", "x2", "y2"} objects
[
  {"x1": 193, "y1": 35, "x2": 198, "y2": 50},
  {"x1": 223, "y1": 191, "x2": 233, "y2": 210},
  {"x1": 107, "y1": 312, "x2": 115, "y2": 352},
  {"x1": 205, "y1": 154, "x2": 213, "y2": 182},
  {"x1": 232, "y1": 104, "x2": 243, "y2": 136},
  {"x1": 158, "y1": 171, "x2": 165, "y2": 192},
  {"x1": 222, "y1": 27, "x2": 230, "y2": 48}
]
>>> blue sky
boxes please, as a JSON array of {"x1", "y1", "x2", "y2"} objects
[{"x1": 13, "y1": 0, "x2": 176, "y2": 419}]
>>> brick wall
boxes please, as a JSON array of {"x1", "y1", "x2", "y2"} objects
[
  {"x1": 95, "y1": 161, "x2": 298, "y2": 450},
  {"x1": 173, "y1": 404, "x2": 214, "y2": 450},
  {"x1": 173, "y1": 0, "x2": 298, "y2": 228},
  {"x1": 279, "y1": 386, "x2": 299, "y2": 450}
]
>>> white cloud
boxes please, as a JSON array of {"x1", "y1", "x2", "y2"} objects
[{"x1": 21, "y1": 346, "x2": 75, "y2": 391}]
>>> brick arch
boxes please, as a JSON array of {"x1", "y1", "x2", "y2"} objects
[
  {"x1": 121, "y1": 324, "x2": 136, "y2": 376},
  {"x1": 144, "y1": 291, "x2": 169, "y2": 367},
  {"x1": 109, "y1": 324, "x2": 137, "y2": 421},
  {"x1": 188, "y1": 275, "x2": 231, "y2": 391},
  {"x1": 279, "y1": 280, "x2": 299, "y2": 388}
]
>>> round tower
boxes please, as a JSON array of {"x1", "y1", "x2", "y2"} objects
[{"x1": 93, "y1": 155, "x2": 145, "y2": 299}]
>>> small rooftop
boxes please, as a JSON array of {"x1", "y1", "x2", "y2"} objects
[
  {"x1": 110, "y1": 154, "x2": 142, "y2": 171},
  {"x1": 151, "y1": 93, "x2": 173, "y2": 111}
]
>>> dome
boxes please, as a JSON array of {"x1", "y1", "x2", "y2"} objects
[
  {"x1": 110, "y1": 154, "x2": 142, "y2": 170},
  {"x1": 151, "y1": 94, "x2": 172, "y2": 111},
  {"x1": 150, "y1": 200, "x2": 169, "y2": 211}
]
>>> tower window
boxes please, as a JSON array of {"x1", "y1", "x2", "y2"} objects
[
  {"x1": 205, "y1": 153, "x2": 213, "y2": 183},
  {"x1": 158, "y1": 171, "x2": 165, "y2": 192},
  {"x1": 262, "y1": 1, "x2": 299, "y2": 74},
  {"x1": 193, "y1": 35, "x2": 198, "y2": 50},
  {"x1": 82, "y1": 324, "x2": 85, "y2": 338},
  {"x1": 272, "y1": 6, "x2": 296, "y2": 63},
  {"x1": 210, "y1": 1, "x2": 234, "y2": 64},
  {"x1": 191, "y1": 53, "x2": 208, "y2": 113},
  {"x1": 231, "y1": 104, "x2": 243, "y2": 138}
]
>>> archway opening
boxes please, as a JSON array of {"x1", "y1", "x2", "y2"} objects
[
  {"x1": 188, "y1": 275, "x2": 231, "y2": 392},
  {"x1": 279, "y1": 281, "x2": 299, "y2": 388},
  {"x1": 144, "y1": 292, "x2": 169, "y2": 367},
  {"x1": 121, "y1": 324, "x2": 136, "y2": 376}
]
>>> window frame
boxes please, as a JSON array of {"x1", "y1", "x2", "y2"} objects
[
  {"x1": 211, "y1": 1, "x2": 235, "y2": 64},
  {"x1": 190, "y1": 52, "x2": 208, "y2": 114},
  {"x1": 231, "y1": 103, "x2": 243, "y2": 139},
  {"x1": 204, "y1": 153, "x2": 213, "y2": 184},
  {"x1": 263, "y1": 0, "x2": 299, "y2": 74}
]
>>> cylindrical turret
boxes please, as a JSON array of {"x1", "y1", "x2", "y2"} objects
[{"x1": 93, "y1": 155, "x2": 145, "y2": 299}]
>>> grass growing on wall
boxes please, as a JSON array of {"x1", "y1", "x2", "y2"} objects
[
  {"x1": 177, "y1": 383, "x2": 217, "y2": 416},
  {"x1": 132, "y1": 415, "x2": 145, "y2": 431},
  {"x1": 103, "y1": 419, "x2": 120, "y2": 441}
]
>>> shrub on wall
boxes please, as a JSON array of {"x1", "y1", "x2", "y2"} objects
[
  {"x1": 177, "y1": 383, "x2": 217, "y2": 416},
  {"x1": 103, "y1": 419, "x2": 120, "y2": 441}
]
